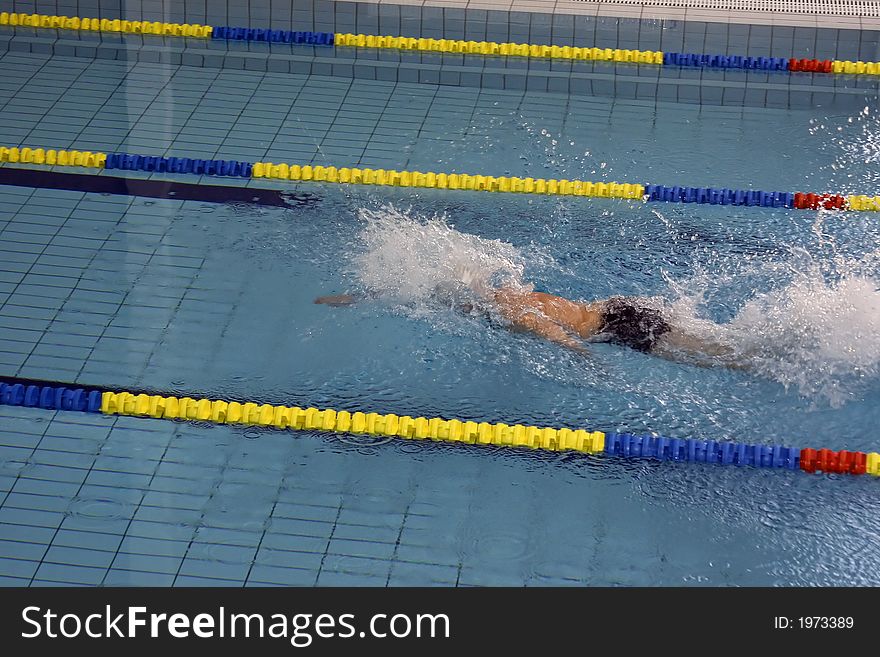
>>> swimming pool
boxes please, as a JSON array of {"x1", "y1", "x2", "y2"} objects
[{"x1": 1, "y1": 1, "x2": 879, "y2": 587}]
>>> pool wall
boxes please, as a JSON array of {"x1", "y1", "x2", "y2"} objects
[{"x1": 1, "y1": 0, "x2": 878, "y2": 107}]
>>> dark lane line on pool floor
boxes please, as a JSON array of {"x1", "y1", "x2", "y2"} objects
[{"x1": 0, "y1": 167, "x2": 321, "y2": 208}]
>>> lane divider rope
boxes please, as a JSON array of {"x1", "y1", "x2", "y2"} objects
[
  {"x1": 0, "y1": 378, "x2": 877, "y2": 478},
  {"x1": 2, "y1": 12, "x2": 879, "y2": 76},
  {"x1": 2, "y1": 145, "x2": 878, "y2": 211}
]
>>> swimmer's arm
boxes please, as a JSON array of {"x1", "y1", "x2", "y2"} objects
[
  {"x1": 315, "y1": 288, "x2": 385, "y2": 307},
  {"x1": 510, "y1": 311, "x2": 590, "y2": 356},
  {"x1": 314, "y1": 294, "x2": 359, "y2": 307},
  {"x1": 654, "y1": 330, "x2": 751, "y2": 370}
]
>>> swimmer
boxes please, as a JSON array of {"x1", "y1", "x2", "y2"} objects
[
  {"x1": 315, "y1": 270, "x2": 739, "y2": 366},
  {"x1": 467, "y1": 287, "x2": 737, "y2": 365}
]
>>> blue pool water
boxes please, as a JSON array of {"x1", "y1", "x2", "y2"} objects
[{"x1": 1, "y1": 51, "x2": 879, "y2": 586}]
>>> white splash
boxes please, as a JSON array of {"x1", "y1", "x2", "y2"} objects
[
  {"x1": 663, "y1": 248, "x2": 880, "y2": 407},
  {"x1": 354, "y1": 204, "x2": 531, "y2": 304}
]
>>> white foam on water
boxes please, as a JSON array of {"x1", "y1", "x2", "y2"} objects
[{"x1": 663, "y1": 241, "x2": 880, "y2": 407}]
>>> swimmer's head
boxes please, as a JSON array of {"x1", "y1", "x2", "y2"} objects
[{"x1": 431, "y1": 281, "x2": 478, "y2": 315}]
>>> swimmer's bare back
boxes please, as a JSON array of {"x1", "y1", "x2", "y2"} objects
[
  {"x1": 492, "y1": 289, "x2": 604, "y2": 337},
  {"x1": 488, "y1": 288, "x2": 605, "y2": 354}
]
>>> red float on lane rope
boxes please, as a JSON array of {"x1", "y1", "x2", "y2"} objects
[
  {"x1": 788, "y1": 58, "x2": 833, "y2": 73},
  {"x1": 793, "y1": 193, "x2": 848, "y2": 210},
  {"x1": 799, "y1": 448, "x2": 868, "y2": 474}
]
